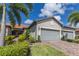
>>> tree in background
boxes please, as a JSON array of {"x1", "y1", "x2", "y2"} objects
[
  {"x1": 68, "y1": 11, "x2": 79, "y2": 27},
  {"x1": 0, "y1": 3, "x2": 32, "y2": 46}
]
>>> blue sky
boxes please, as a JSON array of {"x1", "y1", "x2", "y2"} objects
[{"x1": 6, "y1": 3, "x2": 79, "y2": 26}]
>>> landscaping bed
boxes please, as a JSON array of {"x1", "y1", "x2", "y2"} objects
[
  {"x1": 0, "y1": 41, "x2": 29, "y2": 56},
  {"x1": 30, "y1": 43, "x2": 65, "y2": 56}
]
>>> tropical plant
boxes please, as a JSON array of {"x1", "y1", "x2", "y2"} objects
[
  {"x1": 68, "y1": 11, "x2": 79, "y2": 27},
  {"x1": 18, "y1": 34, "x2": 26, "y2": 42},
  {"x1": 38, "y1": 35, "x2": 41, "y2": 42},
  {"x1": 25, "y1": 28, "x2": 30, "y2": 40},
  {"x1": 0, "y1": 3, "x2": 32, "y2": 46},
  {"x1": 0, "y1": 41, "x2": 29, "y2": 56},
  {"x1": 29, "y1": 35, "x2": 36, "y2": 43},
  {"x1": 5, "y1": 35, "x2": 15, "y2": 45}
]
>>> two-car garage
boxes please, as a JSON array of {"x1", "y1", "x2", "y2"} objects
[
  {"x1": 30, "y1": 17, "x2": 75, "y2": 41},
  {"x1": 41, "y1": 28, "x2": 60, "y2": 41}
]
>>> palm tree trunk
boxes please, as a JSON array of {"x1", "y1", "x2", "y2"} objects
[{"x1": 0, "y1": 3, "x2": 6, "y2": 46}]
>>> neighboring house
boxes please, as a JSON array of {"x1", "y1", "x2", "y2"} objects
[
  {"x1": 0, "y1": 24, "x2": 11, "y2": 36},
  {"x1": 75, "y1": 28, "x2": 79, "y2": 36},
  {"x1": 0, "y1": 24, "x2": 27, "y2": 36},
  {"x1": 12, "y1": 24, "x2": 27, "y2": 36},
  {"x1": 29, "y1": 17, "x2": 76, "y2": 41}
]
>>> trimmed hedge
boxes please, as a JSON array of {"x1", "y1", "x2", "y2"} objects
[{"x1": 0, "y1": 41, "x2": 29, "y2": 56}]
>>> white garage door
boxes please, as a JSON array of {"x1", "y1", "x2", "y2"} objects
[
  {"x1": 62, "y1": 31, "x2": 73, "y2": 39},
  {"x1": 67, "y1": 32, "x2": 73, "y2": 39},
  {"x1": 41, "y1": 28, "x2": 60, "y2": 41}
]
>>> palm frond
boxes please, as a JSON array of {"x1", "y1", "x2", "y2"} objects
[
  {"x1": 0, "y1": 5, "x2": 3, "y2": 14},
  {"x1": 69, "y1": 15, "x2": 79, "y2": 24},
  {"x1": 12, "y1": 8, "x2": 21, "y2": 25},
  {"x1": 7, "y1": 10, "x2": 16, "y2": 28},
  {"x1": 0, "y1": 5, "x2": 3, "y2": 21},
  {"x1": 68, "y1": 11, "x2": 79, "y2": 22},
  {"x1": 74, "y1": 20, "x2": 79, "y2": 26},
  {"x1": 13, "y1": 3, "x2": 29, "y2": 18},
  {"x1": 25, "y1": 3, "x2": 33, "y2": 11},
  {"x1": 68, "y1": 11, "x2": 79, "y2": 26}
]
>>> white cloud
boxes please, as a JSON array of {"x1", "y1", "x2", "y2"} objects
[
  {"x1": 39, "y1": 3, "x2": 75, "y2": 19},
  {"x1": 24, "y1": 19, "x2": 33, "y2": 24},
  {"x1": 39, "y1": 9, "x2": 52, "y2": 17},
  {"x1": 39, "y1": 3, "x2": 75, "y2": 26},
  {"x1": 39, "y1": 3, "x2": 66, "y2": 17},
  {"x1": 54, "y1": 16, "x2": 61, "y2": 21}
]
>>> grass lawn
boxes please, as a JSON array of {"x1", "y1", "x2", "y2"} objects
[{"x1": 30, "y1": 43, "x2": 65, "y2": 56}]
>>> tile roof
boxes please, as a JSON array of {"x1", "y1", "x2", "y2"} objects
[{"x1": 14, "y1": 24, "x2": 27, "y2": 28}]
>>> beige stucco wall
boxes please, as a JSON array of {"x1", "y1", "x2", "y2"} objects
[
  {"x1": 62, "y1": 27, "x2": 75, "y2": 39},
  {"x1": 36, "y1": 18, "x2": 62, "y2": 40},
  {"x1": 37, "y1": 19, "x2": 61, "y2": 30},
  {"x1": 30, "y1": 18, "x2": 62, "y2": 40},
  {"x1": 37, "y1": 19, "x2": 62, "y2": 36},
  {"x1": 30, "y1": 18, "x2": 75, "y2": 40},
  {"x1": 30, "y1": 24, "x2": 37, "y2": 40}
]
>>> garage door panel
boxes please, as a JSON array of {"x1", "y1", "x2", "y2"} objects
[
  {"x1": 67, "y1": 32, "x2": 73, "y2": 39},
  {"x1": 62, "y1": 31, "x2": 73, "y2": 39},
  {"x1": 41, "y1": 29, "x2": 60, "y2": 40}
]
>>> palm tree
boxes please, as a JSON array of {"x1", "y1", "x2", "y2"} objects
[
  {"x1": 0, "y1": 3, "x2": 32, "y2": 46},
  {"x1": 68, "y1": 11, "x2": 79, "y2": 27}
]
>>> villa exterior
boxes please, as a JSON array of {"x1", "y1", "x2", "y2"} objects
[
  {"x1": 11, "y1": 24, "x2": 27, "y2": 36},
  {"x1": 75, "y1": 29, "x2": 79, "y2": 36},
  {"x1": 0, "y1": 24, "x2": 11, "y2": 36},
  {"x1": 0, "y1": 24, "x2": 27, "y2": 36},
  {"x1": 29, "y1": 17, "x2": 76, "y2": 41}
]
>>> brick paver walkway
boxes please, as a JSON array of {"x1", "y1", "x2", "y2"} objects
[{"x1": 42, "y1": 40, "x2": 79, "y2": 56}]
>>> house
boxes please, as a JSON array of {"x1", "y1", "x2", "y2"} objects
[
  {"x1": 0, "y1": 24, "x2": 11, "y2": 36},
  {"x1": 0, "y1": 24, "x2": 27, "y2": 36},
  {"x1": 75, "y1": 28, "x2": 79, "y2": 36},
  {"x1": 12, "y1": 24, "x2": 27, "y2": 36},
  {"x1": 29, "y1": 17, "x2": 76, "y2": 41}
]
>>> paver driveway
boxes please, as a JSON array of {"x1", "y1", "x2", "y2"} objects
[{"x1": 42, "y1": 40, "x2": 79, "y2": 56}]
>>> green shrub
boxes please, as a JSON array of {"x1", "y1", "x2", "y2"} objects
[
  {"x1": 73, "y1": 39, "x2": 79, "y2": 43},
  {"x1": 24, "y1": 29, "x2": 30, "y2": 38},
  {"x1": 38, "y1": 35, "x2": 41, "y2": 42},
  {"x1": 75, "y1": 36, "x2": 79, "y2": 39},
  {"x1": 0, "y1": 41, "x2": 29, "y2": 56},
  {"x1": 29, "y1": 35, "x2": 36, "y2": 43},
  {"x1": 5, "y1": 35, "x2": 15, "y2": 45},
  {"x1": 66, "y1": 39, "x2": 73, "y2": 42},
  {"x1": 18, "y1": 34, "x2": 26, "y2": 42}
]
